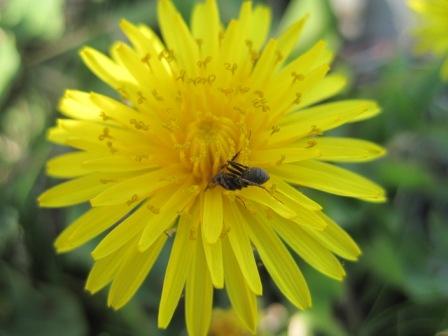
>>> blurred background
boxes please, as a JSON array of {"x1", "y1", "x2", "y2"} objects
[{"x1": 1, "y1": 0, "x2": 447, "y2": 335}]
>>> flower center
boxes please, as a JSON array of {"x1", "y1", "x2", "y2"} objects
[{"x1": 185, "y1": 115, "x2": 238, "y2": 183}]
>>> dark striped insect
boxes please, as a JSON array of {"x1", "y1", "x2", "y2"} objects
[{"x1": 211, "y1": 152, "x2": 270, "y2": 190}]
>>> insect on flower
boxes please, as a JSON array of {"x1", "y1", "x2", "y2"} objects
[{"x1": 211, "y1": 151, "x2": 270, "y2": 190}]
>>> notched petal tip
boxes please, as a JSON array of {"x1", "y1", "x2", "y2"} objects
[
  {"x1": 79, "y1": 46, "x2": 94, "y2": 60},
  {"x1": 53, "y1": 241, "x2": 74, "y2": 254}
]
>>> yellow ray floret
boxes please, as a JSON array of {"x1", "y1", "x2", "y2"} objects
[
  {"x1": 408, "y1": 0, "x2": 448, "y2": 81},
  {"x1": 39, "y1": 0, "x2": 386, "y2": 335}
]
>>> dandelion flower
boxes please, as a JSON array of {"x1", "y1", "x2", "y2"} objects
[
  {"x1": 408, "y1": 0, "x2": 448, "y2": 81},
  {"x1": 39, "y1": 0, "x2": 386, "y2": 334}
]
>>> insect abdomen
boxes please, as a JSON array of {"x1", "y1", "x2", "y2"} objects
[{"x1": 242, "y1": 168, "x2": 270, "y2": 185}]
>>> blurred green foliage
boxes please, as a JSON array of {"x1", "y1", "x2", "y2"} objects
[{"x1": 1, "y1": 0, "x2": 447, "y2": 335}]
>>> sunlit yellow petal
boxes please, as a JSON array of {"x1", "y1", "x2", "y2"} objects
[
  {"x1": 304, "y1": 213, "x2": 361, "y2": 261},
  {"x1": 307, "y1": 137, "x2": 386, "y2": 162},
  {"x1": 225, "y1": 200, "x2": 262, "y2": 295},
  {"x1": 273, "y1": 160, "x2": 386, "y2": 202},
  {"x1": 245, "y1": 211, "x2": 311, "y2": 309},
  {"x1": 158, "y1": 0, "x2": 199, "y2": 75},
  {"x1": 271, "y1": 100, "x2": 380, "y2": 145},
  {"x1": 185, "y1": 234, "x2": 213, "y2": 336},
  {"x1": 223, "y1": 239, "x2": 258, "y2": 333},
  {"x1": 138, "y1": 185, "x2": 200, "y2": 251},
  {"x1": 89, "y1": 92, "x2": 153, "y2": 132},
  {"x1": 90, "y1": 168, "x2": 180, "y2": 206},
  {"x1": 202, "y1": 234, "x2": 224, "y2": 288},
  {"x1": 250, "y1": 146, "x2": 319, "y2": 165},
  {"x1": 82, "y1": 154, "x2": 157, "y2": 173},
  {"x1": 85, "y1": 243, "x2": 129, "y2": 294},
  {"x1": 276, "y1": 16, "x2": 308, "y2": 63},
  {"x1": 191, "y1": 0, "x2": 220, "y2": 58},
  {"x1": 91, "y1": 202, "x2": 150, "y2": 260},
  {"x1": 46, "y1": 151, "x2": 96, "y2": 178},
  {"x1": 55, "y1": 204, "x2": 135, "y2": 253},
  {"x1": 108, "y1": 235, "x2": 166, "y2": 309},
  {"x1": 59, "y1": 90, "x2": 104, "y2": 122},
  {"x1": 273, "y1": 216, "x2": 346, "y2": 280},
  {"x1": 80, "y1": 47, "x2": 134, "y2": 88},
  {"x1": 38, "y1": 173, "x2": 122, "y2": 207},
  {"x1": 248, "y1": 5, "x2": 271, "y2": 50},
  {"x1": 239, "y1": 187, "x2": 296, "y2": 219},
  {"x1": 202, "y1": 188, "x2": 224, "y2": 243},
  {"x1": 159, "y1": 215, "x2": 195, "y2": 328},
  {"x1": 270, "y1": 175, "x2": 322, "y2": 211},
  {"x1": 298, "y1": 74, "x2": 347, "y2": 108}
]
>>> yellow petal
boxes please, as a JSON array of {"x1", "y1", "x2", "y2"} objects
[
  {"x1": 223, "y1": 239, "x2": 258, "y2": 333},
  {"x1": 55, "y1": 204, "x2": 135, "y2": 253},
  {"x1": 80, "y1": 47, "x2": 134, "y2": 88},
  {"x1": 271, "y1": 100, "x2": 380, "y2": 145},
  {"x1": 57, "y1": 119, "x2": 148, "y2": 150},
  {"x1": 220, "y1": 1, "x2": 253, "y2": 69},
  {"x1": 46, "y1": 151, "x2": 96, "y2": 178},
  {"x1": 225, "y1": 200, "x2": 262, "y2": 295},
  {"x1": 85, "y1": 243, "x2": 129, "y2": 294},
  {"x1": 270, "y1": 63, "x2": 330, "y2": 121},
  {"x1": 120, "y1": 19, "x2": 165, "y2": 57},
  {"x1": 245, "y1": 212, "x2": 311, "y2": 309},
  {"x1": 47, "y1": 127, "x2": 107, "y2": 153},
  {"x1": 185, "y1": 234, "x2": 213, "y2": 336},
  {"x1": 239, "y1": 187, "x2": 296, "y2": 219},
  {"x1": 158, "y1": 215, "x2": 195, "y2": 328},
  {"x1": 202, "y1": 234, "x2": 224, "y2": 288},
  {"x1": 108, "y1": 235, "x2": 166, "y2": 309},
  {"x1": 274, "y1": 216, "x2": 346, "y2": 280},
  {"x1": 91, "y1": 202, "x2": 150, "y2": 260},
  {"x1": 269, "y1": 40, "x2": 331, "y2": 101},
  {"x1": 307, "y1": 137, "x2": 386, "y2": 162},
  {"x1": 304, "y1": 213, "x2": 361, "y2": 261},
  {"x1": 82, "y1": 154, "x2": 157, "y2": 173},
  {"x1": 58, "y1": 90, "x2": 103, "y2": 122},
  {"x1": 276, "y1": 16, "x2": 308, "y2": 63},
  {"x1": 138, "y1": 185, "x2": 200, "y2": 251},
  {"x1": 273, "y1": 161, "x2": 386, "y2": 202},
  {"x1": 271, "y1": 191, "x2": 327, "y2": 230},
  {"x1": 89, "y1": 92, "x2": 153, "y2": 132},
  {"x1": 270, "y1": 175, "x2": 322, "y2": 210},
  {"x1": 202, "y1": 188, "x2": 223, "y2": 244},
  {"x1": 38, "y1": 174, "x2": 113, "y2": 208},
  {"x1": 112, "y1": 42, "x2": 155, "y2": 93},
  {"x1": 248, "y1": 5, "x2": 271, "y2": 50},
  {"x1": 298, "y1": 74, "x2": 347, "y2": 109},
  {"x1": 191, "y1": 0, "x2": 220, "y2": 58},
  {"x1": 250, "y1": 146, "x2": 319, "y2": 165},
  {"x1": 90, "y1": 168, "x2": 178, "y2": 206},
  {"x1": 250, "y1": 39, "x2": 279, "y2": 86},
  {"x1": 158, "y1": 0, "x2": 199, "y2": 75},
  {"x1": 119, "y1": 19, "x2": 174, "y2": 89}
]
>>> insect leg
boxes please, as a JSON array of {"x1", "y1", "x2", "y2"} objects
[
  {"x1": 227, "y1": 166, "x2": 244, "y2": 176},
  {"x1": 230, "y1": 151, "x2": 241, "y2": 161},
  {"x1": 228, "y1": 161, "x2": 247, "y2": 173}
]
